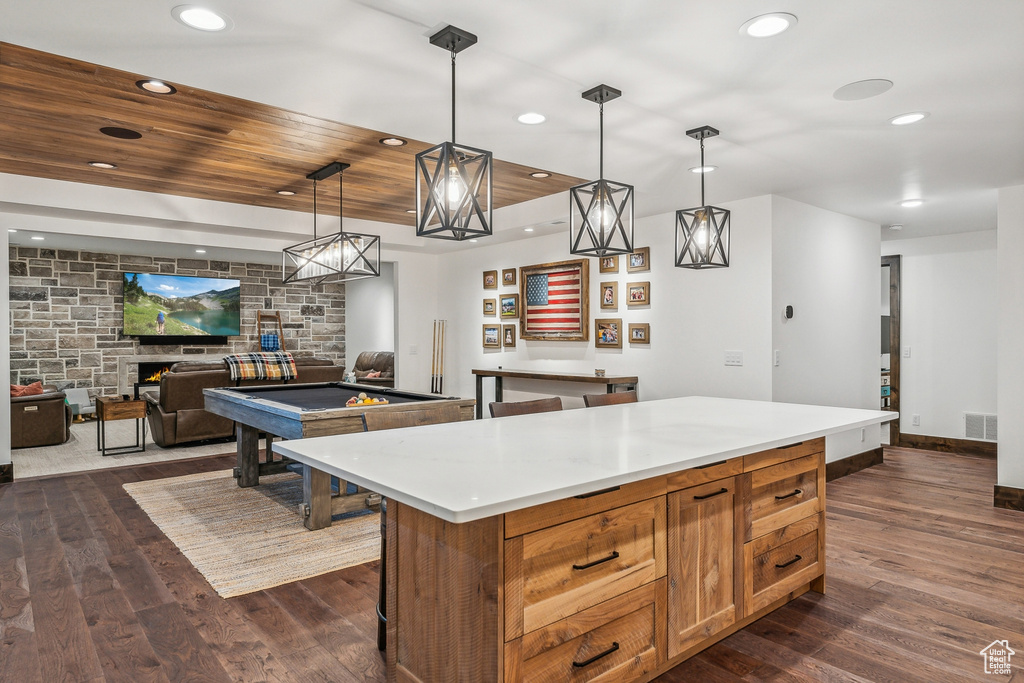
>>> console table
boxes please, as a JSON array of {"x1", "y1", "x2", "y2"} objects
[
  {"x1": 472, "y1": 368, "x2": 639, "y2": 419},
  {"x1": 275, "y1": 396, "x2": 894, "y2": 682}
]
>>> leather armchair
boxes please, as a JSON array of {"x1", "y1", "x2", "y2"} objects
[
  {"x1": 352, "y1": 351, "x2": 395, "y2": 388},
  {"x1": 11, "y1": 386, "x2": 73, "y2": 448}
]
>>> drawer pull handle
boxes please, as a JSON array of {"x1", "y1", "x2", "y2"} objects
[
  {"x1": 775, "y1": 554, "x2": 802, "y2": 569},
  {"x1": 775, "y1": 488, "x2": 802, "y2": 500},
  {"x1": 572, "y1": 642, "x2": 620, "y2": 668},
  {"x1": 694, "y1": 487, "x2": 728, "y2": 500},
  {"x1": 696, "y1": 459, "x2": 727, "y2": 469},
  {"x1": 572, "y1": 551, "x2": 619, "y2": 571},
  {"x1": 574, "y1": 486, "x2": 620, "y2": 499},
  {"x1": 778, "y1": 441, "x2": 804, "y2": 449}
]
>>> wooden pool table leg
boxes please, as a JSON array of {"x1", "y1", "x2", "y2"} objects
[
  {"x1": 236, "y1": 424, "x2": 260, "y2": 488},
  {"x1": 303, "y1": 464, "x2": 332, "y2": 531}
]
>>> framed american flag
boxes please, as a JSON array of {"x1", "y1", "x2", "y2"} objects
[{"x1": 519, "y1": 258, "x2": 589, "y2": 341}]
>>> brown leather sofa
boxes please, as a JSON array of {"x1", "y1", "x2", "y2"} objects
[
  {"x1": 11, "y1": 386, "x2": 73, "y2": 448},
  {"x1": 352, "y1": 351, "x2": 395, "y2": 388},
  {"x1": 145, "y1": 357, "x2": 346, "y2": 447}
]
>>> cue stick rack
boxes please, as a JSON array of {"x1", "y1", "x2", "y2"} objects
[
  {"x1": 431, "y1": 319, "x2": 446, "y2": 394},
  {"x1": 256, "y1": 310, "x2": 287, "y2": 353}
]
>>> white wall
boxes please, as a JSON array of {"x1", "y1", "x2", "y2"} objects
[
  {"x1": 435, "y1": 195, "x2": 775, "y2": 409},
  {"x1": 771, "y1": 196, "x2": 882, "y2": 461},
  {"x1": 389, "y1": 250, "x2": 439, "y2": 394},
  {"x1": 997, "y1": 185, "x2": 1024, "y2": 490},
  {"x1": 1, "y1": 231, "x2": 9, "y2": 469},
  {"x1": 883, "y1": 231, "x2": 997, "y2": 440},
  {"x1": 345, "y1": 261, "x2": 396, "y2": 371}
]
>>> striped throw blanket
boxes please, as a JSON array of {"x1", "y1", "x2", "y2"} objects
[{"x1": 224, "y1": 352, "x2": 297, "y2": 381}]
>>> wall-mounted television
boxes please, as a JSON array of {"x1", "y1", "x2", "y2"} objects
[{"x1": 122, "y1": 272, "x2": 241, "y2": 342}]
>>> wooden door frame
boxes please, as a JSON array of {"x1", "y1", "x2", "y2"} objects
[{"x1": 882, "y1": 255, "x2": 901, "y2": 445}]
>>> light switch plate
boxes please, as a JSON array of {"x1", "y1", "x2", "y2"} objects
[
  {"x1": 725, "y1": 350, "x2": 743, "y2": 367},
  {"x1": 773, "y1": 350, "x2": 780, "y2": 367},
  {"x1": 903, "y1": 346, "x2": 911, "y2": 358}
]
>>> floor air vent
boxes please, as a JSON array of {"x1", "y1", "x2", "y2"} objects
[{"x1": 964, "y1": 412, "x2": 997, "y2": 441}]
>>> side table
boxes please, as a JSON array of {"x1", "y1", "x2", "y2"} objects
[{"x1": 96, "y1": 396, "x2": 147, "y2": 456}]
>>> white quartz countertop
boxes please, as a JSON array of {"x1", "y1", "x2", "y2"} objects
[{"x1": 273, "y1": 396, "x2": 895, "y2": 523}]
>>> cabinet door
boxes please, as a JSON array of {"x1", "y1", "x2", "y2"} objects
[{"x1": 666, "y1": 477, "x2": 739, "y2": 657}]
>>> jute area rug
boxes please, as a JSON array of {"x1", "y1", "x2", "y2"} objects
[{"x1": 123, "y1": 470, "x2": 380, "y2": 598}]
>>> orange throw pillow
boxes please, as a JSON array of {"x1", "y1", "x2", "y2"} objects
[
  {"x1": 365, "y1": 370, "x2": 381, "y2": 378},
  {"x1": 10, "y1": 381, "x2": 44, "y2": 397}
]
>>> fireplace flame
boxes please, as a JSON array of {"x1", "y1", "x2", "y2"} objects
[{"x1": 144, "y1": 366, "x2": 171, "y2": 383}]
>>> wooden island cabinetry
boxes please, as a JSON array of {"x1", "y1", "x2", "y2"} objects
[{"x1": 385, "y1": 437, "x2": 827, "y2": 683}]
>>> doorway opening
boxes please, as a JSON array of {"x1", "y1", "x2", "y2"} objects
[{"x1": 881, "y1": 255, "x2": 901, "y2": 445}]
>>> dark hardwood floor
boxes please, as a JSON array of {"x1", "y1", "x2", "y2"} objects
[{"x1": 1, "y1": 447, "x2": 1022, "y2": 682}]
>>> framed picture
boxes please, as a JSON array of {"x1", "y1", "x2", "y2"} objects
[
  {"x1": 502, "y1": 268, "x2": 517, "y2": 286},
  {"x1": 629, "y1": 323, "x2": 650, "y2": 344},
  {"x1": 483, "y1": 298, "x2": 496, "y2": 316},
  {"x1": 483, "y1": 270, "x2": 498, "y2": 289},
  {"x1": 599, "y1": 255, "x2": 619, "y2": 274},
  {"x1": 483, "y1": 324, "x2": 500, "y2": 348},
  {"x1": 627, "y1": 281, "x2": 650, "y2": 306},
  {"x1": 627, "y1": 247, "x2": 650, "y2": 273},
  {"x1": 500, "y1": 293, "x2": 520, "y2": 318},
  {"x1": 600, "y1": 281, "x2": 617, "y2": 310},
  {"x1": 520, "y1": 259, "x2": 590, "y2": 341},
  {"x1": 595, "y1": 318, "x2": 622, "y2": 348},
  {"x1": 502, "y1": 324, "x2": 517, "y2": 348}
]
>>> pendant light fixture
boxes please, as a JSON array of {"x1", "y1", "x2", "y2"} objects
[
  {"x1": 415, "y1": 25, "x2": 493, "y2": 241},
  {"x1": 569, "y1": 84, "x2": 634, "y2": 257},
  {"x1": 283, "y1": 162, "x2": 381, "y2": 284},
  {"x1": 675, "y1": 126, "x2": 730, "y2": 269}
]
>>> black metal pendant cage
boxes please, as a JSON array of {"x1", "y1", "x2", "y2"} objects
[
  {"x1": 675, "y1": 205, "x2": 730, "y2": 269},
  {"x1": 283, "y1": 231, "x2": 381, "y2": 285},
  {"x1": 415, "y1": 141, "x2": 493, "y2": 240},
  {"x1": 569, "y1": 178, "x2": 634, "y2": 257}
]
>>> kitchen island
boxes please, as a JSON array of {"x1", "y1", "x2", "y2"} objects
[{"x1": 275, "y1": 396, "x2": 893, "y2": 682}]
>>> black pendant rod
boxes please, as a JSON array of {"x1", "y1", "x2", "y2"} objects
[
  {"x1": 312, "y1": 179, "x2": 318, "y2": 239},
  {"x1": 700, "y1": 136, "x2": 706, "y2": 207},
  {"x1": 338, "y1": 170, "x2": 344, "y2": 236},
  {"x1": 599, "y1": 101, "x2": 604, "y2": 180},
  {"x1": 451, "y1": 48, "x2": 457, "y2": 144}
]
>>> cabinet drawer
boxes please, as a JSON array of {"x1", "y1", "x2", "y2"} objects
[
  {"x1": 505, "y1": 498, "x2": 666, "y2": 638},
  {"x1": 742, "y1": 437, "x2": 823, "y2": 472},
  {"x1": 744, "y1": 453, "x2": 822, "y2": 541},
  {"x1": 504, "y1": 579, "x2": 666, "y2": 683},
  {"x1": 505, "y1": 477, "x2": 666, "y2": 538},
  {"x1": 666, "y1": 457, "x2": 742, "y2": 492},
  {"x1": 743, "y1": 513, "x2": 822, "y2": 616}
]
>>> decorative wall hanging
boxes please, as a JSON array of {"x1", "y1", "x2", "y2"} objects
[
  {"x1": 626, "y1": 281, "x2": 650, "y2": 306},
  {"x1": 483, "y1": 299, "x2": 496, "y2": 315},
  {"x1": 629, "y1": 323, "x2": 650, "y2": 344},
  {"x1": 500, "y1": 293, "x2": 519, "y2": 318},
  {"x1": 482, "y1": 324, "x2": 500, "y2": 348},
  {"x1": 599, "y1": 255, "x2": 619, "y2": 273},
  {"x1": 502, "y1": 324, "x2": 516, "y2": 348},
  {"x1": 594, "y1": 318, "x2": 622, "y2": 348},
  {"x1": 519, "y1": 259, "x2": 590, "y2": 341},
  {"x1": 283, "y1": 162, "x2": 380, "y2": 284},
  {"x1": 569, "y1": 84, "x2": 634, "y2": 257},
  {"x1": 627, "y1": 246, "x2": 650, "y2": 273},
  {"x1": 483, "y1": 270, "x2": 497, "y2": 289},
  {"x1": 676, "y1": 126, "x2": 730, "y2": 269},
  {"x1": 416, "y1": 26, "x2": 493, "y2": 241},
  {"x1": 502, "y1": 268, "x2": 517, "y2": 286},
  {"x1": 600, "y1": 281, "x2": 617, "y2": 309}
]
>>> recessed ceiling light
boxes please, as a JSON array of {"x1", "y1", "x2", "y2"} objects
[
  {"x1": 406, "y1": 209, "x2": 417, "y2": 214},
  {"x1": 195, "y1": 249, "x2": 206, "y2": 253},
  {"x1": 379, "y1": 137, "x2": 407, "y2": 147},
  {"x1": 100, "y1": 126, "x2": 142, "y2": 140},
  {"x1": 888, "y1": 224, "x2": 903, "y2": 231},
  {"x1": 136, "y1": 79, "x2": 176, "y2": 95},
  {"x1": 689, "y1": 165, "x2": 717, "y2": 174},
  {"x1": 277, "y1": 190, "x2": 296, "y2": 196},
  {"x1": 900, "y1": 199, "x2": 923, "y2": 208},
  {"x1": 740, "y1": 12, "x2": 797, "y2": 37},
  {"x1": 529, "y1": 171, "x2": 551, "y2": 179},
  {"x1": 517, "y1": 112, "x2": 546, "y2": 125},
  {"x1": 7, "y1": 229, "x2": 17, "y2": 233},
  {"x1": 833, "y1": 79, "x2": 894, "y2": 101},
  {"x1": 88, "y1": 161, "x2": 118, "y2": 169},
  {"x1": 172, "y1": 5, "x2": 230, "y2": 32},
  {"x1": 524, "y1": 228, "x2": 534, "y2": 232},
  {"x1": 890, "y1": 112, "x2": 929, "y2": 126},
  {"x1": 31, "y1": 236, "x2": 45, "y2": 241},
  {"x1": 469, "y1": 239, "x2": 478, "y2": 243}
]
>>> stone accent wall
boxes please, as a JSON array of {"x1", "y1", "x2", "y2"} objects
[{"x1": 9, "y1": 247, "x2": 345, "y2": 394}]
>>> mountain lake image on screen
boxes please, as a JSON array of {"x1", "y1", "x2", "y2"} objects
[{"x1": 122, "y1": 272, "x2": 241, "y2": 337}]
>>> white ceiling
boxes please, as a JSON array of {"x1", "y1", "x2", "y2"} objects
[{"x1": 3, "y1": 0, "x2": 1023, "y2": 244}]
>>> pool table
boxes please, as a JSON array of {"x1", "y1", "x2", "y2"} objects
[{"x1": 203, "y1": 382, "x2": 475, "y2": 527}]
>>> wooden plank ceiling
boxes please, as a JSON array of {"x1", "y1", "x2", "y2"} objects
[{"x1": 0, "y1": 43, "x2": 581, "y2": 227}]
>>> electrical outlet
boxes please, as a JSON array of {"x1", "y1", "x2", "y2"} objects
[
  {"x1": 912, "y1": 414, "x2": 920, "y2": 426},
  {"x1": 725, "y1": 350, "x2": 743, "y2": 366},
  {"x1": 903, "y1": 346, "x2": 911, "y2": 358},
  {"x1": 409, "y1": 345, "x2": 418, "y2": 355},
  {"x1": 773, "y1": 350, "x2": 780, "y2": 367}
]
